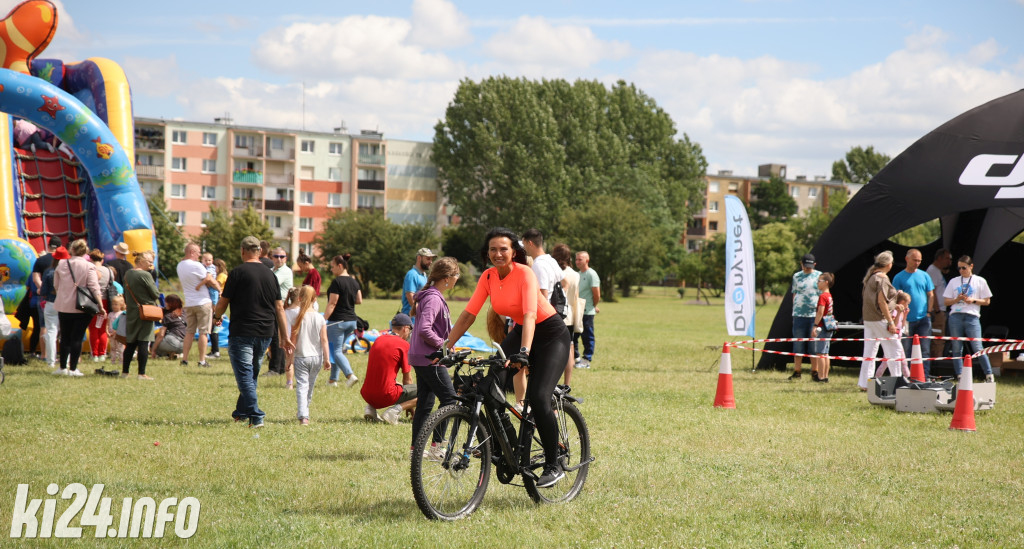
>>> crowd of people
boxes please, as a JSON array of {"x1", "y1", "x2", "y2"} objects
[
  {"x1": 788, "y1": 247, "x2": 995, "y2": 388},
  {"x1": 11, "y1": 228, "x2": 600, "y2": 488}
]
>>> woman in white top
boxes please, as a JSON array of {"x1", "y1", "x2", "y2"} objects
[
  {"x1": 943, "y1": 255, "x2": 994, "y2": 382},
  {"x1": 287, "y1": 285, "x2": 329, "y2": 425}
]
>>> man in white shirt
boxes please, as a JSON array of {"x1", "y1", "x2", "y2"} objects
[
  {"x1": 522, "y1": 229, "x2": 564, "y2": 301},
  {"x1": 176, "y1": 242, "x2": 216, "y2": 368},
  {"x1": 926, "y1": 248, "x2": 952, "y2": 359}
]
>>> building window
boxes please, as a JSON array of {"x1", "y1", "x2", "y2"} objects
[
  {"x1": 298, "y1": 217, "x2": 313, "y2": 231},
  {"x1": 329, "y1": 142, "x2": 343, "y2": 155},
  {"x1": 200, "y1": 211, "x2": 212, "y2": 226},
  {"x1": 202, "y1": 132, "x2": 217, "y2": 146},
  {"x1": 266, "y1": 215, "x2": 282, "y2": 228},
  {"x1": 235, "y1": 135, "x2": 255, "y2": 149},
  {"x1": 300, "y1": 140, "x2": 315, "y2": 153},
  {"x1": 171, "y1": 130, "x2": 187, "y2": 144},
  {"x1": 202, "y1": 159, "x2": 217, "y2": 173},
  {"x1": 808, "y1": 187, "x2": 818, "y2": 198},
  {"x1": 299, "y1": 191, "x2": 313, "y2": 205},
  {"x1": 709, "y1": 221, "x2": 718, "y2": 231},
  {"x1": 327, "y1": 193, "x2": 342, "y2": 207},
  {"x1": 357, "y1": 168, "x2": 383, "y2": 181},
  {"x1": 728, "y1": 182, "x2": 739, "y2": 192},
  {"x1": 708, "y1": 181, "x2": 719, "y2": 193},
  {"x1": 708, "y1": 200, "x2": 719, "y2": 213},
  {"x1": 170, "y1": 184, "x2": 186, "y2": 198},
  {"x1": 687, "y1": 240, "x2": 699, "y2": 252},
  {"x1": 171, "y1": 157, "x2": 187, "y2": 171},
  {"x1": 328, "y1": 167, "x2": 343, "y2": 181},
  {"x1": 137, "y1": 154, "x2": 155, "y2": 166},
  {"x1": 268, "y1": 137, "x2": 284, "y2": 150},
  {"x1": 299, "y1": 242, "x2": 312, "y2": 256},
  {"x1": 201, "y1": 186, "x2": 216, "y2": 200},
  {"x1": 791, "y1": 187, "x2": 800, "y2": 198},
  {"x1": 358, "y1": 193, "x2": 381, "y2": 208},
  {"x1": 173, "y1": 211, "x2": 185, "y2": 225}
]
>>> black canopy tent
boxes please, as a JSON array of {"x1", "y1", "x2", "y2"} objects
[{"x1": 759, "y1": 89, "x2": 1024, "y2": 371}]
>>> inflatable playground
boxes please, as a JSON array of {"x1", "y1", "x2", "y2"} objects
[{"x1": 0, "y1": 0, "x2": 156, "y2": 331}]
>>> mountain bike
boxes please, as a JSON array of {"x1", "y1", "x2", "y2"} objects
[{"x1": 410, "y1": 347, "x2": 593, "y2": 521}]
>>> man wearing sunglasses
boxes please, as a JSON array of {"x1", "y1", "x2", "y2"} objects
[{"x1": 266, "y1": 247, "x2": 294, "y2": 378}]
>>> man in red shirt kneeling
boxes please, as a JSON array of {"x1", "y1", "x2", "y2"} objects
[{"x1": 361, "y1": 313, "x2": 418, "y2": 424}]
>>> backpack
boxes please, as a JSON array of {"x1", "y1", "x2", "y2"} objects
[{"x1": 550, "y1": 282, "x2": 567, "y2": 320}]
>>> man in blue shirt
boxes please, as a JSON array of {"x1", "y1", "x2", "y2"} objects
[
  {"x1": 401, "y1": 248, "x2": 435, "y2": 317},
  {"x1": 892, "y1": 248, "x2": 935, "y2": 377}
]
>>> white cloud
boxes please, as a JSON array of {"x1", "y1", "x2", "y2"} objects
[
  {"x1": 253, "y1": 15, "x2": 463, "y2": 80},
  {"x1": 120, "y1": 55, "x2": 182, "y2": 98},
  {"x1": 627, "y1": 28, "x2": 1024, "y2": 176},
  {"x1": 408, "y1": 0, "x2": 472, "y2": 49},
  {"x1": 483, "y1": 16, "x2": 630, "y2": 76}
]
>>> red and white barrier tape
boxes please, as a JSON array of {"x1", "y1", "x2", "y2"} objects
[{"x1": 726, "y1": 336, "x2": 1024, "y2": 363}]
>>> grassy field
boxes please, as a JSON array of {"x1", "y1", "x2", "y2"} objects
[{"x1": 2, "y1": 289, "x2": 1023, "y2": 547}]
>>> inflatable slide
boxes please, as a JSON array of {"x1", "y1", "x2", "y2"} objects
[{"x1": 0, "y1": 0, "x2": 156, "y2": 316}]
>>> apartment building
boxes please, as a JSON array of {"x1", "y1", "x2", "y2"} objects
[
  {"x1": 133, "y1": 117, "x2": 444, "y2": 259},
  {"x1": 684, "y1": 164, "x2": 850, "y2": 251}
]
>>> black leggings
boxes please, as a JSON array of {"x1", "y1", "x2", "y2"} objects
[
  {"x1": 123, "y1": 341, "x2": 150, "y2": 375},
  {"x1": 58, "y1": 312, "x2": 92, "y2": 371},
  {"x1": 501, "y1": 315, "x2": 570, "y2": 467},
  {"x1": 412, "y1": 365, "x2": 458, "y2": 446}
]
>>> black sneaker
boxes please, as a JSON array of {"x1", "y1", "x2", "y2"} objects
[
  {"x1": 787, "y1": 371, "x2": 802, "y2": 381},
  {"x1": 811, "y1": 371, "x2": 819, "y2": 381},
  {"x1": 180, "y1": 360, "x2": 188, "y2": 367},
  {"x1": 197, "y1": 361, "x2": 209, "y2": 368},
  {"x1": 536, "y1": 465, "x2": 564, "y2": 488}
]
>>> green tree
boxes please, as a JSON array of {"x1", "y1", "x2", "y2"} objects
[
  {"x1": 441, "y1": 224, "x2": 486, "y2": 269},
  {"x1": 197, "y1": 206, "x2": 272, "y2": 269},
  {"x1": 147, "y1": 192, "x2": 187, "y2": 278},
  {"x1": 560, "y1": 195, "x2": 668, "y2": 301},
  {"x1": 749, "y1": 176, "x2": 797, "y2": 228},
  {"x1": 752, "y1": 223, "x2": 798, "y2": 304},
  {"x1": 434, "y1": 77, "x2": 707, "y2": 242},
  {"x1": 314, "y1": 210, "x2": 438, "y2": 298},
  {"x1": 831, "y1": 145, "x2": 891, "y2": 185}
]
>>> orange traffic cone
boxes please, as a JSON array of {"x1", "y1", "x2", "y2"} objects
[
  {"x1": 909, "y1": 334, "x2": 926, "y2": 382},
  {"x1": 949, "y1": 355, "x2": 976, "y2": 432},
  {"x1": 714, "y1": 343, "x2": 736, "y2": 409}
]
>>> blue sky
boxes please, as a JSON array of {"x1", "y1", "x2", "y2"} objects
[{"x1": 15, "y1": 0, "x2": 1024, "y2": 177}]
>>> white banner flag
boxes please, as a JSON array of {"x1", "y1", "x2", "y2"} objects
[{"x1": 724, "y1": 195, "x2": 755, "y2": 337}]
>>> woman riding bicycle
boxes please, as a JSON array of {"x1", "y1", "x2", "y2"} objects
[{"x1": 446, "y1": 227, "x2": 571, "y2": 488}]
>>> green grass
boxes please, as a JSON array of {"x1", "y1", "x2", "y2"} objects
[{"x1": 2, "y1": 289, "x2": 1024, "y2": 547}]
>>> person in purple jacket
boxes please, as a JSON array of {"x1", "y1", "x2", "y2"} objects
[{"x1": 408, "y1": 257, "x2": 461, "y2": 456}]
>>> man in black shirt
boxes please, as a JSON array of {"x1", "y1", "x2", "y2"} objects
[
  {"x1": 30, "y1": 235, "x2": 61, "y2": 289},
  {"x1": 104, "y1": 241, "x2": 134, "y2": 286},
  {"x1": 213, "y1": 236, "x2": 294, "y2": 428}
]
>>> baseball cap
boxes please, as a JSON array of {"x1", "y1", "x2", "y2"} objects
[
  {"x1": 802, "y1": 253, "x2": 816, "y2": 267},
  {"x1": 240, "y1": 236, "x2": 261, "y2": 252},
  {"x1": 391, "y1": 313, "x2": 413, "y2": 328},
  {"x1": 416, "y1": 248, "x2": 436, "y2": 257}
]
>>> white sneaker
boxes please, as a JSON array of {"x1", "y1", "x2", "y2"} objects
[
  {"x1": 985, "y1": 374, "x2": 995, "y2": 383},
  {"x1": 423, "y1": 443, "x2": 447, "y2": 461},
  {"x1": 52, "y1": 368, "x2": 68, "y2": 376},
  {"x1": 345, "y1": 374, "x2": 359, "y2": 388},
  {"x1": 68, "y1": 369, "x2": 84, "y2": 377},
  {"x1": 380, "y1": 404, "x2": 402, "y2": 425},
  {"x1": 363, "y1": 403, "x2": 381, "y2": 422}
]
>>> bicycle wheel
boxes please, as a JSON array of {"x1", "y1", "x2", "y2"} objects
[
  {"x1": 410, "y1": 404, "x2": 492, "y2": 520},
  {"x1": 524, "y1": 400, "x2": 591, "y2": 504}
]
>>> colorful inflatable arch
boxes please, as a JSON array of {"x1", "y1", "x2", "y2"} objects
[{"x1": 0, "y1": 0, "x2": 155, "y2": 313}]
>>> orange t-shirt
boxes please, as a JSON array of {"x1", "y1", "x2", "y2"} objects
[{"x1": 466, "y1": 262, "x2": 556, "y2": 326}]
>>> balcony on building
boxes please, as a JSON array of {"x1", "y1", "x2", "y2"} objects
[
  {"x1": 357, "y1": 179, "x2": 385, "y2": 191},
  {"x1": 357, "y1": 153, "x2": 385, "y2": 166},
  {"x1": 234, "y1": 145, "x2": 264, "y2": 158},
  {"x1": 265, "y1": 147, "x2": 295, "y2": 161},
  {"x1": 134, "y1": 127, "x2": 165, "y2": 151},
  {"x1": 357, "y1": 205, "x2": 385, "y2": 212},
  {"x1": 686, "y1": 226, "x2": 707, "y2": 237},
  {"x1": 233, "y1": 170, "x2": 263, "y2": 184},
  {"x1": 265, "y1": 173, "x2": 294, "y2": 186},
  {"x1": 232, "y1": 198, "x2": 262, "y2": 210},
  {"x1": 264, "y1": 199, "x2": 294, "y2": 211},
  {"x1": 135, "y1": 164, "x2": 165, "y2": 179}
]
